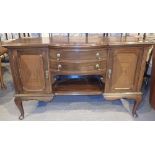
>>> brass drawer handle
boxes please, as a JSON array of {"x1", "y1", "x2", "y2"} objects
[
  {"x1": 58, "y1": 64, "x2": 62, "y2": 71},
  {"x1": 96, "y1": 52, "x2": 101, "y2": 60},
  {"x1": 45, "y1": 70, "x2": 49, "y2": 79},
  {"x1": 57, "y1": 53, "x2": 61, "y2": 61},
  {"x1": 96, "y1": 64, "x2": 100, "y2": 70},
  {"x1": 108, "y1": 69, "x2": 112, "y2": 79}
]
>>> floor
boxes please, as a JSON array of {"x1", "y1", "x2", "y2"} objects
[{"x1": 0, "y1": 63, "x2": 155, "y2": 121}]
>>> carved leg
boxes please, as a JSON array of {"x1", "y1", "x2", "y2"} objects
[
  {"x1": 14, "y1": 97, "x2": 24, "y2": 120},
  {"x1": 132, "y1": 95, "x2": 142, "y2": 118}
]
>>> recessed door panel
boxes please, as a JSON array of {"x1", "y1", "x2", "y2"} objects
[
  {"x1": 19, "y1": 54, "x2": 45, "y2": 91},
  {"x1": 13, "y1": 48, "x2": 51, "y2": 93},
  {"x1": 107, "y1": 47, "x2": 142, "y2": 92}
]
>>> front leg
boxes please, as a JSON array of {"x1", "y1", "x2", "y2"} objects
[
  {"x1": 14, "y1": 97, "x2": 24, "y2": 120},
  {"x1": 0, "y1": 58, "x2": 6, "y2": 89},
  {"x1": 132, "y1": 95, "x2": 142, "y2": 118},
  {"x1": 0, "y1": 78, "x2": 7, "y2": 89}
]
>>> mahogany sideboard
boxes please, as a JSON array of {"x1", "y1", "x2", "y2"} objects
[{"x1": 2, "y1": 36, "x2": 154, "y2": 120}]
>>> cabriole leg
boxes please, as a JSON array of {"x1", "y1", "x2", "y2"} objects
[
  {"x1": 132, "y1": 95, "x2": 142, "y2": 118},
  {"x1": 14, "y1": 97, "x2": 24, "y2": 120}
]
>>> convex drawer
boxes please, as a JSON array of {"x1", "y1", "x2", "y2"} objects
[
  {"x1": 50, "y1": 60, "x2": 107, "y2": 75},
  {"x1": 50, "y1": 48, "x2": 108, "y2": 61}
]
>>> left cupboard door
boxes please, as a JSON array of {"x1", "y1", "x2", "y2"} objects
[{"x1": 9, "y1": 48, "x2": 51, "y2": 94}]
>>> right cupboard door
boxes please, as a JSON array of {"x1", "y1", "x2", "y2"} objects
[{"x1": 106, "y1": 47, "x2": 143, "y2": 93}]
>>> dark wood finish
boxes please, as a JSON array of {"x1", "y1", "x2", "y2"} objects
[
  {"x1": 50, "y1": 60, "x2": 106, "y2": 74},
  {"x1": 19, "y1": 54, "x2": 46, "y2": 91},
  {"x1": 50, "y1": 48, "x2": 107, "y2": 61},
  {"x1": 2, "y1": 36, "x2": 153, "y2": 48},
  {"x1": 14, "y1": 97, "x2": 24, "y2": 120},
  {"x1": 18, "y1": 51, "x2": 46, "y2": 92},
  {"x1": 52, "y1": 75, "x2": 104, "y2": 95},
  {"x1": 9, "y1": 48, "x2": 51, "y2": 94},
  {"x1": 106, "y1": 47, "x2": 142, "y2": 93},
  {"x1": 2, "y1": 36, "x2": 155, "y2": 119},
  {"x1": 132, "y1": 95, "x2": 142, "y2": 117}
]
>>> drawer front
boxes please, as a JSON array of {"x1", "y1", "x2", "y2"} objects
[
  {"x1": 50, "y1": 60, "x2": 107, "y2": 74},
  {"x1": 50, "y1": 48, "x2": 107, "y2": 61}
]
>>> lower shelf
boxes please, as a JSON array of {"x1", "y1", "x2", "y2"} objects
[{"x1": 52, "y1": 75, "x2": 105, "y2": 95}]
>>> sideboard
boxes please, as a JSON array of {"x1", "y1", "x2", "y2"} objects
[{"x1": 2, "y1": 36, "x2": 154, "y2": 120}]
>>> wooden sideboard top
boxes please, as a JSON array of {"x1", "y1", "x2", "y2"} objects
[{"x1": 2, "y1": 36, "x2": 155, "y2": 48}]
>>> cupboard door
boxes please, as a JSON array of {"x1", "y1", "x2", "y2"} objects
[
  {"x1": 14, "y1": 48, "x2": 51, "y2": 93},
  {"x1": 107, "y1": 47, "x2": 142, "y2": 93}
]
